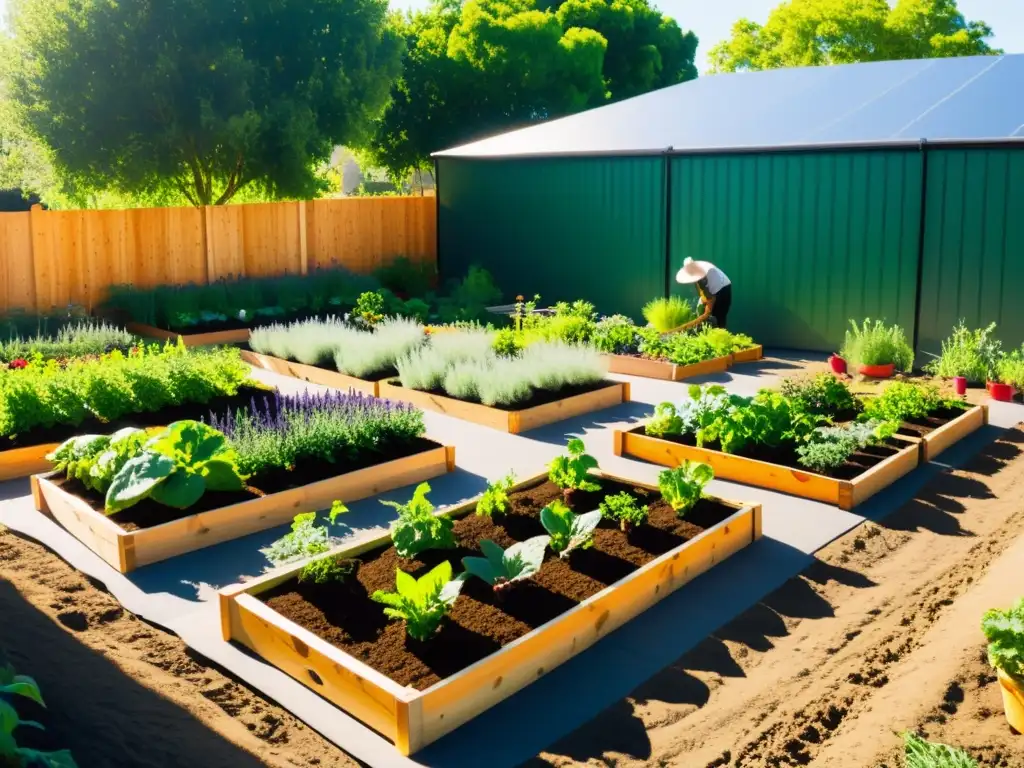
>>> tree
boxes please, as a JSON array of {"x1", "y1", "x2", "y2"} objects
[
  {"x1": 709, "y1": 0, "x2": 999, "y2": 73},
  {"x1": 362, "y1": 0, "x2": 696, "y2": 181},
  {"x1": 2, "y1": 0, "x2": 403, "y2": 206}
]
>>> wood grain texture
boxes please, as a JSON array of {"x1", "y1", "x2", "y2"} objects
[
  {"x1": 0, "y1": 443, "x2": 60, "y2": 483},
  {"x1": 219, "y1": 468, "x2": 759, "y2": 755},
  {"x1": 920, "y1": 405, "x2": 987, "y2": 462},
  {"x1": 605, "y1": 354, "x2": 730, "y2": 381},
  {"x1": 731, "y1": 345, "x2": 765, "y2": 364},
  {"x1": 0, "y1": 212, "x2": 36, "y2": 312},
  {"x1": 240, "y1": 350, "x2": 380, "y2": 396}
]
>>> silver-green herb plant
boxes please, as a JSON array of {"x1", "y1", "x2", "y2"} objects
[
  {"x1": 462, "y1": 536, "x2": 550, "y2": 594},
  {"x1": 476, "y1": 472, "x2": 517, "y2": 517},
  {"x1": 924, "y1": 321, "x2": 1001, "y2": 383},
  {"x1": 383, "y1": 482, "x2": 456, "y2": 559},
  {"x1": 659, "y1": 462, "x2": 714, "y2": 516},
  {"x1": 371, "y1": 562, "x2": 465, "y2": 641},
  {"x1": 333, "y1": 317, "x2": 424, "y2": 378},
  {"x1": 540, "y1": 500, "x2": 602, "y2": 558}
]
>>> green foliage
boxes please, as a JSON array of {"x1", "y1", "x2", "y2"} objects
[
  {"x1": 374, "y1": 257, "x2": 437, "y2": 298},
  {"x1": 548, "y1": 438, "x2": 600, "y2": 495},
  {"x1": 997, "y1": 347, "x2": 1024, "y2": 389},
  {"x1": 861, "y1": 382, "x2": 965, "y2": 424},
  {"x1": 779, "y1": 373, "x2": 859, "y2": 417},
  {"x1": 477, "y1": 472, "x2": 516, "y2": 517},
  {"x1": 354, "y1": 291, "x2": 386, "y2": 327},
  {"x1": 599, "y1": 491, "x2": 649, "y2": 532},
  {"x1": 260, "y1": 503, "x2": 348, "y2": 570},
  {"x1": 492, "y1": 328, "x2": 524, "y2": 358},
  {"x1": 902, "y1": 731, "x2": 978, "y2": 768},
  {"x1": 840, "y1": 318, "x2": 914, "y2": 371},
  {"x1": 981, "y1": 597, "x2": 1024, "y2": 679},
  {"x1": 925, "y1": 321, "x2": 1002, "y2": 383},
  {"x1": 645, "y1": 402, "x2": 685, "y2": 438},
  {"x1": 0, "y1": 321, "x2": 134, "y2": 363},
  {"x1": 105, "y1": 421, "x2": 246, "y2": 513},
  {"x1": 462, "y1": 536, "x2": 550, "y2": 593},
  {"x1": 0, "y1": 343, "x2": 250, "y2": 439},
  {"x1": 5, "y1": 0, "x2": 402, "y2": 205},
  {"x1": 709, "y1": 0, "x2": 999, "y2": 73},
  {"x1": 658, "y1": 462, "x2": 713, "y2": 516},
  {"x1": 638, "y1": 325, "x2": 755, "y2": 367},
  {"x1": 796, "y1": 419, "x2": 895, "y2": 473},
  {"x1": 694, "y1": 389, "x2": 819, "y2": 455},
  {"x1": 299, "y1": 555, "x2": 358, "y2": 585},
  {"x1": 437, "y1": 265, "x2": 503, "y2": 324},
  {"x1": 540, "y1": 500, "x2": 602, "y2": 557},
  {"x1": 0, "y1": 663, "x2": 78, "y2": 768},
  {"x1": 383, "y1": 482, "x2": 456, "y2": 559},
  {"x1": 48, "y1": 427, "x2": 148, "y2": 494},
  {"x1": 643, "y1": 296, "x2": 696, "y2": 333},
  {"x1": 371, "y1": 562, "x2": 465, "y2": 641},
  {"x1": 592, "y1": 315, "x2": 641, "y2": 355}
]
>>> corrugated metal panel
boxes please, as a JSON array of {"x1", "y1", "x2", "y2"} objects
[
  {"x1": 437, "y1": 156, "x2": 666, "y2": 319},
  {"x1": 669, "y1": 151, "x2": 923, "y2": 351},
  {"x1": 917, "y1": 148, "x2": 1024, "y2": 357}
]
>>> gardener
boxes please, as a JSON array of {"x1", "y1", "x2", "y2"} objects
[{"x1": 672, "y1": 257, "x2": 732, "y2": 332}]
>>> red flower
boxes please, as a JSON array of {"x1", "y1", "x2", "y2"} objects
[{"x1": 9, "y1": 359, "x2": 28, "y2": 370}]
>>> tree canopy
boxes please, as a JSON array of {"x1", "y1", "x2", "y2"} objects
[
  {"x1": 362, "y1": 0, "x2": 697, "y2": 180},
  {"x1": 2, "y1": 0, "x2": 403, "y2": 206},
  {"x1": 709, "y1": 0, "x2": 999, "y2": 73}
]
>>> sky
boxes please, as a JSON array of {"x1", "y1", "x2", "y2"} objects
[{"x1": 0, "y1": 0, "x2": 1020, "y2": 70}]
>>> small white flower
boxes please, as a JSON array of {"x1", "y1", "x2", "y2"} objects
[{"x1": 237, "y1": 309, "x2": 247, "y2": 320}]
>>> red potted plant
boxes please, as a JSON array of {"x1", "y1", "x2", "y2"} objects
[
  {"x1": 990, "y1": 351, "x2": 1023, "y2": 403},
  {"x1": 840, "y1": 319, "x2": 913, "y2": 379}
]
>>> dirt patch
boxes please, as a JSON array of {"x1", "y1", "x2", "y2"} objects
[
  {"x1": 0, "y1": 526, "x2": 358, "y2": 768},
  {"x1": 262, "y1": 479, "x2": 736, "y2": 690},
  {"x1": 533, "y1": 425, "x2": 1024, "y2": 767}
]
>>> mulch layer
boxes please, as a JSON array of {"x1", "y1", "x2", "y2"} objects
[{"x1": 261, "y1": 477, "x2": 737, "y2": 690}]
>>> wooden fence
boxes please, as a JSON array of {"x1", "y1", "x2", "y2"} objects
[{"x1": 0, "y1": 196, "x2": 437, "y2": 313}]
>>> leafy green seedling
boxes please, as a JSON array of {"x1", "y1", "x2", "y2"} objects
[
  {"x1": 981, "y1": 597, "x2": 1024, "y2": 679},
  {"x1": 902, "y1": 732, "x2": 977, "y2": 768},
  {"x1": 548, "y1": 438, "x2": 600, "y2": 502},
  {"x1": 462, "y1": 536, "x2": 550, "y2": 594},
  {"x1": 383, "y1": 482, "x2": 455, "y2": 559},
  {"x1": 261, "y1": 501, "x2": 349, "y2": 569},
  {"x1": 659, "y1": 462, "x2": 714, "y2": 517},
  {"x1": 477, "y1": 472, "x2": 516, "y2": 517},
  {"x1": 599, "y1": 492, "x2": 649, "y2": 532},
  {"x1": 540, "y1": 500, "x2": 602, "y2": 558},
  {"x1": 0, "y1": 668, "x2": 78, "y2": 768},
  {"x1": 371, "y1": 561, "x2": 464, "y2": 641},
  {"x1": 0, "y1": 666, "x2": 44, "y2": 707}
]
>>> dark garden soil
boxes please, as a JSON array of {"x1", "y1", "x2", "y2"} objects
[
  {"x1": 261, "y1": 477, "x2": 738, "y2": 691},
  {"x1": 1, "y1": 384, "x2": 272, "y2": 451},
  {"x1": 385, "y1": 379, "x2": 620, "y2": 411},
  {"x1": 896, "y1": 405, "x2": 974, "y2": 438},
  {"x1": 635, "y1": 426, "x2": 910, "y2": 481},
  {"x1": 56, "y1": 437, "x2": 443, "y2": 532}
]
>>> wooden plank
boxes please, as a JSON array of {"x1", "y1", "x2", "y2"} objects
[
  {"x1": 731, "y1": 345, "x2": 764, "y2": 364},
  {"x1": 297, "y1": 202, "x2": 309, "y2": 276},
  {"x1": 0, "y1": 212, "x2": 36, "y2": 312},
  {"x1": 0, "y1": 443, "x2": 61, "y2": 483},
  {"x1": 240, "y1": 350, "x2": 380, "y2": 397},
  {"x1": 920, "y1": 405, "x2": 987, "y2": 463},
  {"x1": 378, "y1": 382, "x2": 512, "y2": 431},
  {"x1": 845, "y1": 441, "x2": 921, "y2": 509},
  {"x1": 206, "y1": 205, "x2": 246, "y2": 281},
  {"x1": 125, "y1": 322, "x2": 250, "y2": 347},
  {"x1": 605, "y1": 354, "x2": 730, "y2": 382},
  {"x1": 412, "y1": 504, "x2": 759, "y2": 752},
  {"x1": 513, "y1": 383, "x2": 629, "y2": 433},
  {"x1": 240, "y1": 202, "x2": 303, "y2": 278},
  {"x1": 33, "y1": 474, "x2": 127, "y2": 571}
]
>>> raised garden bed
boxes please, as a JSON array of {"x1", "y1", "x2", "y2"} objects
[
  {"x1": 31, "y1": 441, "x2": 455, "y2": 573},
  {"x1": 241, "y1": 349, "x2": 382, "y2": 397},
  {"x1": 889, "y1": 403, "x2": 988, "y2": 462},
  {"x1": 605, "y1": 353, "x2": 731, "y2": 381},
  {"x1": 731, "y1": 345, "x2": 765, "y2": 364},
  {"x1": 379, "y1": 380, "x2": 630, "y2": 433},
  {"x1": 125, "y1": 321, "x2": 251, "y2": 347},
  {"x1": 219, "y1": 469, "x2": 761, "y2": 754},
  {"x1": 614, "y1": 426, "x2": 919, "y2": 510}
]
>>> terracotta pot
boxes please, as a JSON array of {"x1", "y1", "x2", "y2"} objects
[
  {"x1": 998, "y1": 669, "x2": 1024, "y2": 733},
  {"x1": 829, "y1": 355, "x2": 847, "y2": 375},
  {"x1": 952, "y1": 376, "x2": 968, "y2": 396},
  {"x1": 858, "y1": 363, "x2": 895, "y2": 378},
  {"x1": 987, "y1": 381, "x2": 1015, "y2": 402}
]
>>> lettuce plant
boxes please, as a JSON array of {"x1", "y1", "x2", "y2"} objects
[
  {"x1": 260, "y1": 501, "x2": 349, "y2": 570},
  {"x1": 462, "y1": 536, "x2": 550, "y2": 594},
  {"x1": 105, "y1": 421, "x2": 246, "y2": 513},
  {"x1": 476, "y1": 472, "x2": 516, "y2": 517},
  {"x1": 981, "y1": 597, "x2": 1024, "y2": 679},
  {"x1": 371, "y1": 562, "x2": 465, "y2": 641},
  {"x1": 383, "y1": 483, "x2": 455, "y2": 559},
  {"x1": 548, "y1": 438, "x2": 600, "y2": 501},
  {"x1": 645, "y1": 403, "x2": 684, "y2": 438},
  {"x1": 659, "y1": 462, "x2": 713, "y2": 517},
  {"x1": 599, "y1": 492, "x2": 649, "y2": 532},
  {"x1": 540, "y1": 501, "x2": 601, "y2": 557}
]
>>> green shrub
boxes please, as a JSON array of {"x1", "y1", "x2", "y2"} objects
[
  {"x1": 642, "y1": 296, "x2": 696, "y2": 333},
  {"x1": 373, "y1": 256, "x2": 436, "y2": 297},
  {"x1": 840, "y1": 318, "x2": 914, "y2": 371},
  {"x1": 0, "y1": 321, "x2": 135, "y2": 363},
  {"x1": 924, "y1": 321, "x2": 1001, "y2": 383},
  {"x1": 599, "y1": 491, "x2": 649, "y2": 532},
  {"x1": 780, "y1": 373, "x2": 859, "y2": 417},
  {"x1": 592, "y1": 315, "x2": 640, "y2": 355},
  {"x1": 996, "y1": 346, "x2": 1024, "y2": 389},
  {"x1": 861, "y1": 382, "x2": 966, "y2": 424}
]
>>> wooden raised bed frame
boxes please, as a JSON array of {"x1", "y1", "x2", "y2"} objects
[
  {"x1": 126, "y1": 321, "x2": 250, "y2": 347},
  {"x1": 731, "y1": 345, "x2": 765, "y2": 365},
  {"x1": 0, "y1": 443, "x2": 61, "y2": 483},
  {"x1": 604, "y1": 345, "x2": 764, "y2": 382},
  {"x1": 241, "y1": 350, "x2": 379, "y2": 397},
  {"x1": 31, "y1": 445, "x2": 455, "y2": 574},
  {"x1": 378, "y1": 380, "x2": 630, "y2": 434},
  {"x1": 614, "y1": 427, "x2": 920, "y2": 510},
  {"x1": 916, "y1": 404, "x2": 988, "y2": 462},
  {"x1": 219, "y1": 470, "x2": 762, "y2": 754}
]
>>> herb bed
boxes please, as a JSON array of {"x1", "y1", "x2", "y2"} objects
[
  {"x1": 124, "y1": 321, "x2": 252, "y2": 347},
  {"x1": 240, "y1": 348, "x2": 388, "y2": 397},
  {"x1": 604, "y1": 346, "x2": 763, "y2": 382},
  {"x1": 220, "y1": 471, "x2": 761, "y2": 754}
]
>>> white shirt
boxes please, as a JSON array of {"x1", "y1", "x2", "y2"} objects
[{"x1": 700, "y1": 266, "x2": 731, "y2": 296}]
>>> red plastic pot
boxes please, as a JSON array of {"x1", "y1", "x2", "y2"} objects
[
  {"x1": 859, "y1": 363, "x2": 895, "y2": 378},
  {"x1": 987, "y1": 381, "x2": 1015, "y2": 402},
  {"x1": 829, "y1": 355, "x2": 847, "y2": 375},
  {"x1": 953, "y1": 376, "x2": 968, "y2": 396}
]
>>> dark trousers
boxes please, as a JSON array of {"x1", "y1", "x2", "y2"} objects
[{"x1": 710, "y1": 285, "x2": 732, "y2": 330}]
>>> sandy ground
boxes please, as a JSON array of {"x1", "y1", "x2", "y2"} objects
[{"x1": 533, "y1": 425, "x2": 1024, "y2": 767}]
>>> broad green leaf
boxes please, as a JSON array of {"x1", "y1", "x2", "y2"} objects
[
  {"x1": 150, "y1": 471, "x2": 205, "y2": 509},
  {"x1": 202, "y1": 459, "x2": 245, "y2": 492},
  {"x1": 461, "y1": 556, "x2": 498, "y2": 585},
  {"x1": 439, "y1": 573, "x2": 466, "y2": 605},
  {"x1": 479, "y1": 539, "x2": 506, "y2": 568},
  {"x1": 504, "y1": 535, "x2": 550, "y2": 581},
  {"x1": 105, "y1": 452, "x2": 175, "y2": 512},
  {"x1": 394, "y1": 568, "x2": 417, "y2": 597},
  {"x1": 328, "y1": 501, "x2": 348, "y2": 524},
  {"x1": 0, "y1": 674, "x2": 44, "y2": 707},
  {"x1": 540, "y1": 503, "x2": 570, "y2": 538}
]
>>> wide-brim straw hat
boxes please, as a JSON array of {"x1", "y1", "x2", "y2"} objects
[{"x1": 676, "y1": 257, "x2": 714, "y2": 284}]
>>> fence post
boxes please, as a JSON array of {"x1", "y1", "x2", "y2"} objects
[{"x1": 298, "y1": 201, "x2": 309, "y2": 275}]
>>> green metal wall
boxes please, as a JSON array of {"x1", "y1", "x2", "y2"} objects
[
  {"x1": 437, "y1": 156, "x2": 666, "y2": 319},
  {"x1": 917, "y1": 148, "x2": 1024, "y2": 357},
  {"x1": 668, "y1": 151, "x2": 924, "y2": 351}
]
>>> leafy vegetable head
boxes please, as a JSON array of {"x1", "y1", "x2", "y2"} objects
[
  {"x1": 599, "y1": 491, "x2": 649, "y2": 532},
  {"x1": 476, "y1": 472, "x2": 516, "y2": 517},
  {"x1": 659, "y1": 462, "x2": 713, "y2": 516},
  {"x1": 646, "y1": 403, "x2": 683, "y2": 438},
  {"x1": 462, "y1": 536, "x2": 550, "y2": 592},
  {"x1": 981, "y1": 597, "x2": 1024, "y2": 679},
  {"x1": 548, "y1": 438, "x2": 600, "y2": 495},
  {"x1": 383, "y1": 482, "x2": 456, "y2": 559},
  {"x1": 371, "y1": 562, "x2": 465, "y2": 642},
  {"x1": 540, "y1": 501, "x2": 602, "y2": 557}
]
